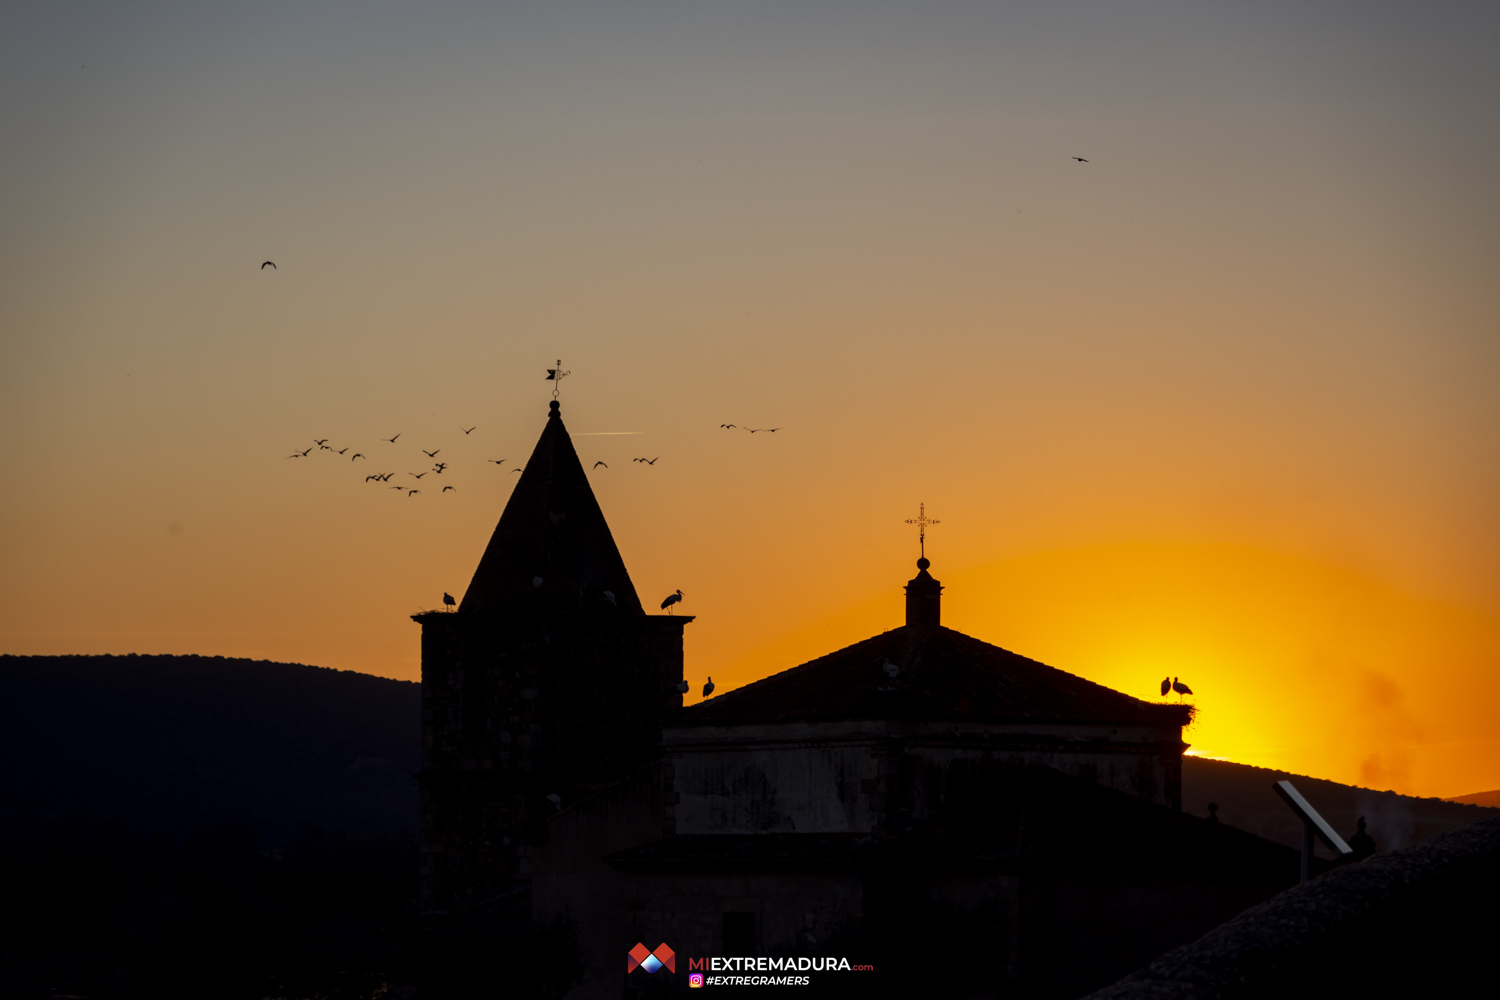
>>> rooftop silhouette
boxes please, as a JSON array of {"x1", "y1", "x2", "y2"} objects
[{"x1": 460, "y1": 400, "x2": 643, "y2": 614}]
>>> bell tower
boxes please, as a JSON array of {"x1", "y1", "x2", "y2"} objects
[{"x1": 416, "y1": 400, "x2": 691, "y2": 913}]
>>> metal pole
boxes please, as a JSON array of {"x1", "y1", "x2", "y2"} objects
[{"x1": 1301, "y1": 819, "x2": 1313, "y2": 884}]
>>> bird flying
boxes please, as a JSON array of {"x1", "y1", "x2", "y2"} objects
[
  {"x1": 378, "y1": 473, "x2": 393, "y2": 481},
  {"x1": 261, "y1": 261, "x2": 276, "y2": 269},
  {"x1": 384, "y1": 433, "x2": 401, "y2": 443},
  {"x1": 720, "y1": 424, "x2": 736, "y2": 429},
  {"x1": 488, "y1": 459, "x2": 506, "y2": 465},
  {"x1": 1072, "y1": 156, "x2": 1089, "y2": 162},
  {"x1": 510, "y1": 467, "x2": 522, "y2": 474},
  {"x1": 336, "y1": 447, "x2": 349, "y2": 455},
  {"x1": 410, "y1": 472, "x2": 427, "y2": 479},
  {"x1": 365, "y1": 475, "x2": 380, "y2": 482},
  {"x1": 313, "y1": 439, "x2": 329, "y2": 446},
  {"x1": 351, "y1": 453, "x2": 365, "y2": 461},
  {"x1": 702, "y1": 677, "x2": 715, "y2": 698},
  {"x1": 660, "y1": 589, "x2": 683, "y2": 613},
  {"x1": 408, "y1": 489, "x2": 421, "y2": 496},
  {"x1": 442, "y1": 486, "x2": 455, "y2": 492},
  {"x1": 593, "y1": 461, "x2": 608, "y2": 469},
  {"x1": 433, "y1": 462, "x2": 448, "y2": 473},
  {"x1": 746, "y1": 427, "x2": 782, "y2": 434},
  {"x1": 460, "y1": 426, "x2": 476, "y2": 435},
  {"x1": 423, "y1": 449, "x2": 440, "y2": 458},
  {"x1": 634, "y1": 457, "x2": 660, "y2": 465}
]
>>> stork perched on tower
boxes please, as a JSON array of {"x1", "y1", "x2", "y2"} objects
[
  {"x1": 1172, "y1": 676, "x2": 1193, "y2": 699},
  {"x1": 702, "y1": 676, "x2": 715, "y2": 698},
  {"x1": 660, "y1": 589, "x2": 683, "y2": 614},
  {"x1": 443, "y1": 592, "x2": 456, "y2": 612},
  {"x1": 1160, "y1": 676, "x2": 1171, "y2": 698}
]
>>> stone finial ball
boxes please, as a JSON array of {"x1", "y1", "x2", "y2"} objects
[{"x1": 917, "y1": 557, "x2": 930, "y2": 570}]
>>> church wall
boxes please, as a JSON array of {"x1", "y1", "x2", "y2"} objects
[
  {"x1": 418, "y1": 607, "x2": 688, "y2": 912},
  {"x1": 905, "y1": 741, "x2": 1183, "y2": 816},
  {"x1": 665, "y1": 723, "x2": 1185, "y2": 841},
  {"x1": 668, "y1": 744, "x2": 876, "y2": 835},
  {"x1": 532, "y1": 763, "x2": 667, "y2": 1000}
]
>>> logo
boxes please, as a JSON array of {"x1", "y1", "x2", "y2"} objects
[
  {"x1": 688, "y1": 972, "x2": 705, "y2": 988},
  {"x1": 627, "y1": 942, "x2": 676, "y2": 974}
]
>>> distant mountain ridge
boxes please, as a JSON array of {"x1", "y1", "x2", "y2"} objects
[
  {"x1": 0, "y1": 654, "x2": 419, "y2": 844},
  {"x1": 1182, "y1": 756, "x2": 1496, "y2": 854},
  {"x1": 3, "y1": 654, "x2": 1493, "y2": 856},
  {"x1": 1446, "y1": 789, "x2": 1500, "y2": 809}
]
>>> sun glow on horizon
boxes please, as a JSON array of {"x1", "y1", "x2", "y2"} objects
[{"x1": 1, "y1": 2, "x2": 1497, "y2": 802}]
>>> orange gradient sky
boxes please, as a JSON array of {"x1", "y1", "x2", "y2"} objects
[{"x1": 2, "y1": 3, "x2": 1497, "y2": 798}]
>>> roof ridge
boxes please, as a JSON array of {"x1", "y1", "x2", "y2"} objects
[{"x1": 678, "y1": 623, "x2": 1192, "y2": 727}]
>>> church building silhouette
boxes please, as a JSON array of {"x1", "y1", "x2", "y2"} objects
[
  {"x1": 415, "y1": 399, "x2": 693, "y2": 912},
  {"x1": 418, "y1": 400, "x2": 1306, "y2": 999}
]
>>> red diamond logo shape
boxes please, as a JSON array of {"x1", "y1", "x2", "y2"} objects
[
  {"x1": 651, "y1": 944, "x2": 676, "y2": 973},
  {"x1": 627, "y1": 942, "x2": 652, "y2": 973}
]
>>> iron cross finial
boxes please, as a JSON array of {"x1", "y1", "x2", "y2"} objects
[
  {"x1": 545, "y1": 359, "x2": 571, "y2": 399},
  {"x1": 905, "y1": 503, "x2": 940, "y2": 559}
]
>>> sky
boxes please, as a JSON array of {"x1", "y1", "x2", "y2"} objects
[{"x1": 2, "y1": 1, "x2": 1497, "y2": 799}]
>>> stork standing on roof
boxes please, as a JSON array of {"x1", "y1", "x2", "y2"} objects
[
  {"x1": 661, "y1": 589, "x2": 683, "y2": 614},
  {"x1": 702, "y1": 676, "x2": 714, "y2": 697},
  {"x1": 1172, "y1": 676, "x2": 1193, "y2": 700}
]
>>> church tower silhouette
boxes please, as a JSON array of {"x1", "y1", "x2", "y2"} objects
[{"x1": 415, "y1": 399, "x2": 691, "y2": 913}]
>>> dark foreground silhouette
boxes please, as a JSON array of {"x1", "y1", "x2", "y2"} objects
[
  {"x1": 0, "y1": 656, "x2": 586, "y2": 999},
  {"x1": 0, "y1": 819, "x2": 584, "y2": 1000},
  {"x1": 4, "y1": 655, "x2": 1493, "y2": 999}
]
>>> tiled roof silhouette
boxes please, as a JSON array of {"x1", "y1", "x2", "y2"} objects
[
  {"x1": 678, "y1": 624, "x2": 1191, "y2": 727},
  {"x1": 460, "y1": 400, "x2": 643, "y2": 614}
]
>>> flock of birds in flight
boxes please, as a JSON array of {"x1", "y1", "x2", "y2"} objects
[
  {"x1": 285, "y1": 428, "x2": 492, "y2": 496},
  {"x1": 285, "y1": 417, "x2": 784, "y2": 496}
]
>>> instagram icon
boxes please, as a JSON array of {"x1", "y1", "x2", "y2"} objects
[{"x1": 688, "y1": 972, "x2": 705, "y2": 988}]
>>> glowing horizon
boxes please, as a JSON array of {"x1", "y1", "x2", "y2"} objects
[{"x1": 2, "y1": 2, "x2": 1497, "y2": 800}]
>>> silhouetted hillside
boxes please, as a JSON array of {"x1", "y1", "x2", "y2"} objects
[
  {"x1": 1448, "y1": 789, "x2": 1500, "y2": 809},
  {"x1": 1182, "y1": 756, "x2": 1497, "y2": 855},
  {"x1": 0, "y1": 654, "x2": 419, "y2": 844}
]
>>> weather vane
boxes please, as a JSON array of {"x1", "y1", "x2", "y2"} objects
[
  {"x1": 545, "y1": 359, "x2": 571, "y2": 399},
  {"x1": 905, "y1": 503, "x2": 939, "y2": 560}
]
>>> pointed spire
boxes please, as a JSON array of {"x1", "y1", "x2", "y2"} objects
[{"x1": 459, "y1": 400, "x2": 644, "y2": 613}]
